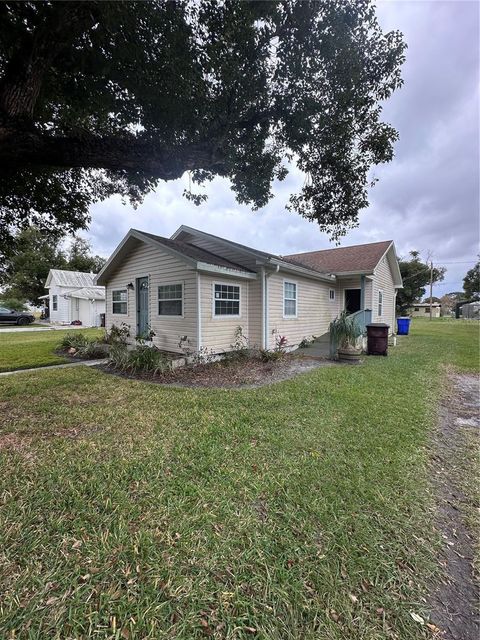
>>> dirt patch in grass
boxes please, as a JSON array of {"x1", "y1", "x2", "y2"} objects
[
  {"x1": 429, "y1": 372, "x2": 480, "y2": 640},
  {"x1": 99, "y1": 353, "x2": 336, "y2": 388}
]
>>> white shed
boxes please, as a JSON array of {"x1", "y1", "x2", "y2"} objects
[{"x1": 44, "y1": 269, "x2": 106, "y2": 327}]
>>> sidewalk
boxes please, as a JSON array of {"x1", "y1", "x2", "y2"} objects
[
  {"x1": 0, "y1": 324, "x2": 91, "y2": 333},
  {"x1": 0, "y1": 359, "x2": 108, "y2": 376}
]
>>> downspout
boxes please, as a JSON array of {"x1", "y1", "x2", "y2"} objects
[
  {"x1": 263, "y1": 264, "x2": 280, "y2": 350},
  {"x1": 197, "y1": 272, "x2": 202, "y2": 350}
]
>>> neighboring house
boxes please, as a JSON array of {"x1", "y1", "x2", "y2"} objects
[
  {"x1": 409, "y1": 302, "x2": 441, "y2": 318},
  {"x1": 43, "y1": 269, "x2": 106, "y2": 327},
  {"x1": 461, "y1": 301, "x2": 480, "y2": 319},
  {"x1": 95, "y1": 226, "x2": 403, "y2": 354}
]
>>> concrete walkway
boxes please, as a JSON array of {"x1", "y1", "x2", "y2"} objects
[
  {"x1": 0, "y1": 359, "x2": 108, "y2": 377},
  {"x1": 0, "y1": 325, "x2": 89, "y2": 333},
  {"x1": 295, "y1": 333, "x2": 331, "y2": 358}
]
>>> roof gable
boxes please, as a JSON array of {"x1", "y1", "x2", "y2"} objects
[
  {"x1": 46, "y1": 269, "x2": 97, "y2": 288},
  {"x1": 95, "y1": 229, "x2": 255, "y2": 285}
]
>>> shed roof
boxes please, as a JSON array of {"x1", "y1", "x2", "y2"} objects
[
  {"x1": 283, "y1": 240, "x2": 393, "y2": 274},
  {"x1": 46, "y1": 269, "x2": 97, "y2": 288},
  {"x1": 63, "y1": 287, "x2": 105, "y2": 300}
]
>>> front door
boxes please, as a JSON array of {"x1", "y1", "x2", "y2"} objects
[
  {"x1": 345, "y1": 289, "x2": 361, "y2": 314},
  {"x1": 136, "y1": 276, "x2": 149, "y2": 337}
]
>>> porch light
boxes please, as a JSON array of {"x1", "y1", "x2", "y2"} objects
[{"x1": 127, "y1": 282, "x2": 134, "y2": 290}]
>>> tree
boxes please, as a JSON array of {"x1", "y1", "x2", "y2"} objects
[
  {"x1": 423, "y1": 296, "x2": 440, "y2": 303},
  {"x1": 0, "y1": 227, "x2": 67, "y2": 304},
  {"x1": 463, "y1": 260, "x2": 480, "y2": 301},
  {"x1": 396, "y1": 251, "x2": 446, "y2": 314},
  {"x1": 439, "y1": 292, "x2": 464, "y2": 316},
  {"x1": 0, "y1": 1, "x2": 406, "y2": 254},
  {"x1": 0, "y1": 297, "x2": 28, "y2": 312},
  {"x1": 0, "y1": 228, "x2": 106, "y2": 304},
  {"x1": 68, "y1": 237, "x2": 106, "y2": 273}
]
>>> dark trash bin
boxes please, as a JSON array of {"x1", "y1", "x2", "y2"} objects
[
  {"x1": 397, "y1": 317, "x2": 411, "y2": 335},
  {"x1": 366, "y1": 323, "x2": 389, "y2": 356},
  {"x1": 100, "y1": 313, "x2": 106, "y2": 328}
]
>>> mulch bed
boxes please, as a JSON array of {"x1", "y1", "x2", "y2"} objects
[{"x1": 98, "y1": 354, "x2": 334, "y2": 389}]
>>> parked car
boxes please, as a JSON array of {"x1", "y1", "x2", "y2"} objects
[{"x1": 0, "y1": 306, "x2": 35, "y2": 325}]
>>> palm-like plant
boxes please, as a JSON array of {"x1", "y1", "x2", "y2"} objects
[{"x1": 329, "y1": 311, "x2": 363, "y2": 351}]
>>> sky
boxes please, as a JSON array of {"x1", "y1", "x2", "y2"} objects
[{"x1": 84, "y1": 0, "x2": 479, "y2": 298}]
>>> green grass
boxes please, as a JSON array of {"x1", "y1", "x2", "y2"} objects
[
  {"x1": 0, "y1": 328, "x2": 103, "y2": 372},
  {"x1": 0, "y1": 319, "x2": 478, "y2": 639}
]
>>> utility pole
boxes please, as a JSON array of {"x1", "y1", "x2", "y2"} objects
[{"x1": 429, "y1": 260, "x2": 433, "y2": 320}]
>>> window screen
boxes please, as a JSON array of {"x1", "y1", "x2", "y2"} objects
[
  {"x1": 214, "y1": 284, "x2": 240, "y2": 316},
  {"x1": 284, "y1": 281, "x2": 297, "y2": 316},
  {"x1": 158, "y1": 284, "x2": 183, "y2": 316},
  {"x1": 112, "y1": 290, "x2": 127, "y2": 314}
]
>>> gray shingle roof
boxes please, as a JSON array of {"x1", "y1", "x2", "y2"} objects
[{"x1": 135, "y1": 230, "x2": 256, "y2": 273}]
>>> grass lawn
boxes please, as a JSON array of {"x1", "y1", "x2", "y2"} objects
[
  {"x1": 0, "y1": 328, "x2": 103, "y2": 372},
  {"x1": 0, "y1": 320, "x2": 478, "y2": 639}
]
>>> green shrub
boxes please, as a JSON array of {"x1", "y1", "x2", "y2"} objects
[
  {"x1": 75, "y1": 341, "x2": 107, "y2": 359},
  {"x1": 58, "y1": 332, "x2": 89, "y2": 350},
  {"x1": 258, "y1": 348, "x2": 285, "y2": 363},
  {"x1": 109, "y1": 343, "x2": 171, "y2": 375},
  {"x1": 0, "y1": 297, "x2": 28, "y2": 312},
  {"x1": 103, "y1": 323, "x2": 130, "y2": 344}
]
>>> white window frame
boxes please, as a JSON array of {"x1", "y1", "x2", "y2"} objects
[
  {"x1": 52, "y1": 294, "x2": 58, "y2": 311},
  {"x1": 329, "y1": 289, "x2": 336, "y2": 302},
  {"x1": 112, "y1": 289, "x2": 128, "y2": 315},
  {"x1": 212, "y1": 281, "x2": 241, "y2": 319},
  {"x1": 158, "y1": 282, "x2": 184, "y2": 318},
  {"x1": 283, "y1": 279, "x2": 298, "y2": 319},
  {"x1": 378, "y1": 289, "x2": 383, "y2": 317}
]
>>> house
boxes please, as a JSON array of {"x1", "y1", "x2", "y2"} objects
[
  {"x1": 409, "y1": 302, "x2": 441, "y2": 318},
  {"x1": 95, "y1": 226, "x2": 403, "y2": 353},
  {"x1": 43, "y1": 269, "x2": 106, "y2": 327},
  {"x1": 460, "y1": 301, "x2": 480, "y2": 319}
]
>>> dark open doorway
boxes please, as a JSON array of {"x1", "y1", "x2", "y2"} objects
[{"x1": 345, "y1": 289, "x2": 361, "y2": 314}]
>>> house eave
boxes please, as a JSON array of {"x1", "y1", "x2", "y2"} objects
[{"x1": 196, "y1": 262, "x2": 257, "y2": 280}]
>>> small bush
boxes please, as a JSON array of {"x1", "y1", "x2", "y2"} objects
[
  {"x1": 58, "y1": 332, "x2": 107, "y2": 359},
  {"x1": 259, "y1": 348, "x2": 285, "y2": 363},
  {"x1": 103, "y1": 323, "x2": 130, "y2": 344},
  {"x1": 109, "y1": 343, "x2": 171, "y2": 375},
  {"x1": 58, "y1": 332, "x2": 89, "y2": 350}
]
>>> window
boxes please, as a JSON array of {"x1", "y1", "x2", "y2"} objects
[
  {"x1": 378, "y1": 290, "x2": 383, "y2": 316},
  {"x1": 112, "y1": 289, "x2": 127, "y2": 314},
  {"x1": 52, "y1": 295, "x2": 58, "y2": 311},
  {"x1": 158, "y1": 283, "x2": 183, "y2": 316},
  {"x1": 329, "y1": 289, "x2": 335, "y2": 302},
  {"x1": 214, "y1": 283, "x2": 240, "y2": 317},
  {"x1": 424, "y1": 307, "x2": 430, "y2": 314},
  {"x1": 284, "y1": 281, "x2": 297, "y2": 317},
  {"x1": 414, "y1": 307, "x2": 419, "y2": 312}
]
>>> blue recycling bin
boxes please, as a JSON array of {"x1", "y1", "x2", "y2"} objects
[{"x1": 397, "y1": 317, "x2": 411, "y2": 335}]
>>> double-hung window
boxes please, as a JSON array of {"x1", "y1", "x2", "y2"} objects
[
  {"x1": 158, "y1": 283, "x2": 183, "y2": 316},
  {"x1": 329, "y1": 289, "x2": 335, "y2": 302},
  {"x1": 214, "y1": 283, "x2": 240, "y2": 317},
  {"x1": 52, "y1": 295, "x2": 58, "y2": 311},
  {"x1": 284, "y1": 281, "x2": 297, "y2": 317},
  {"x1": 378, "y1": 290, "x2": 383, "y2": 317},
  {"x1": 112, "y1": 289, "x2": 127, "y2": 314}
]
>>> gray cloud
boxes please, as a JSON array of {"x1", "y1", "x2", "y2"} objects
[{"x1": 85, "y1": 0, "x2": 479, "y2": 297}]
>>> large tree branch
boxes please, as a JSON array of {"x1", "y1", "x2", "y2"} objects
[
  {"x1": 0, "y1": 128, "x2": 227, "y2": 180},
  {"x1": 0, "y1": 2, "x2": 97, "y2": 122}
]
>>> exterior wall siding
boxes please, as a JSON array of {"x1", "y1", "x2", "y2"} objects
[
  {"x1": 336, "y1": 276, "x2": 373, "y2": 313},
  {"x1": 48, "y1": 285, "x2": 72, "y2": 324},
  {"x1": 104, "y1": 241, "x2": 198, "y2": 353},
  {"x1": 372, "y1": 255, "x2": 396, "y2": 329},
  {"x1": 267, "y1": 272, "x2": 340, "y2": 349},
  {"x1": 200, "y1": 274, "x2": 250, "y2": 352}
]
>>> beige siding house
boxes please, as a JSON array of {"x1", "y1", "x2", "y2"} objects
[{"x1": 96, "y1": 226, "x2": 403, "y2": 353}]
